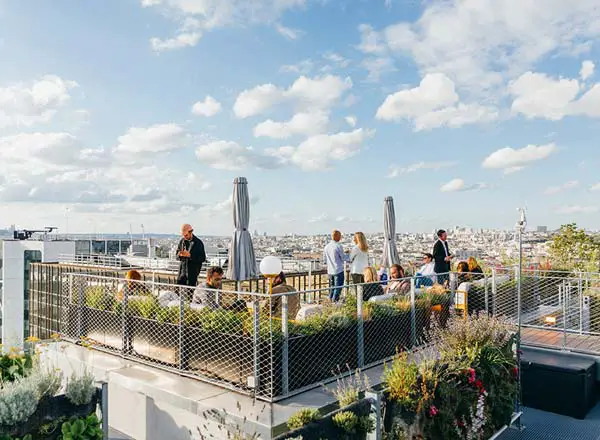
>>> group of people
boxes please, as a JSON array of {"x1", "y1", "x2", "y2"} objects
[{"x1": 322, "y1": 228, "x2": 483, "y2": 303}]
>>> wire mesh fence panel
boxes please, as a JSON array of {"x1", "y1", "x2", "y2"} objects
[{"x1": 60, "y1": 274, "x2": 124, "y2": 352}]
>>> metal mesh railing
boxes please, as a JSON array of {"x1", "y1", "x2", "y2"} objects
[{"x1": 45, "y1": 267, "x2": 600, "y2": 402}]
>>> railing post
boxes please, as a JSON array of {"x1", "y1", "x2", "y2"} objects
[
  {"x1": 308, "y1": 264, "x2": 313, "y2": 302},
  {"x1": 579, "y1": 272, "x2": 584, "y2": 334},
  {"x1": 281, "y1": 295, "x2": 289, "y2": 396},
  {"x1": 491, "y1": 268, "x2": 497, "y2": 315},
  {"x1": 122, "y1": 280, "x2": 129, "y2": 356},
  {"x1": 562, "y1": 282, "x2": 567, "y2": 350},
  {"x1": 178, "y1": 288, "x2": 185, "y2": 371},
  {"x1": 101, "y1": 382, "x2": 109, "y2": 440},
  {"x1": 251, "y1": 299, "x2": 260, "y2": 389},
  {"x1": 77, "y1": 278, "x2": 84, "y2": 340},
  {"x1": 357, "y1": 286, "x2": 364, "y2": 368},
  {"x1": 365, "y1": 390, "x2": 382, "y2": 440},
  {"x1": 484, "y1": 273, "x2": 489, "y2": 314},
  {"x1": 410, "y1": 277, "x2": 416, "y2": 348}
]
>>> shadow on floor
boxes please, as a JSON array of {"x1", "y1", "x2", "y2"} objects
[{"x1": 498, "y1": 402, "x2": 600, "y2": 440}]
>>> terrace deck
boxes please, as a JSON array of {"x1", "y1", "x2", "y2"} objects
[{"x1": 522, "y1": 327, "x2": 600, "y2": 354}]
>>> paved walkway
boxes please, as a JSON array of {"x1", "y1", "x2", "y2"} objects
[
  {"x1": 109, "y1": 428, "x2": 132, "y2": 439},
  {"x1": 498, "y1": 402, "x2": 600, "y2": 440}
]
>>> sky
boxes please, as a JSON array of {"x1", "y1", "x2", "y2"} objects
[{"x1": 0, "y1": 0, "x2": 599, "y2": 236}]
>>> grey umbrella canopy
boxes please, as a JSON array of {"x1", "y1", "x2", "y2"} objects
[
  {"x1": 226, "y1": 177, "x2": 257, "y2": 281},
  {"x1": 381, "y1": 196, "x2": 400, "y2": 268}
]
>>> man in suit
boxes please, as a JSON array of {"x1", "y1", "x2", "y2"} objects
[
  {"x1": 433, "y1": 229, "x2": 453, "y2": 286},
  {"x1": 177, "y1": 223, "x2": 207, "y2": 288}
]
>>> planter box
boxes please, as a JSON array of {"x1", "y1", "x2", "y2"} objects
[
  {"x1": 288, "y1": 325, "x2": 358, "y2": 392},
  {"x1": 67, "y1": 305, "x2": 123, "y2": 351},
  {"x1": 2, "y1": 389, "x2": 100, "y2": 438},
  {"x1": 184, "y1": 326, "x2": 254, "y2": 386},
  {"x1": 131, "y1": 317, "x2": 179, "y2": 365},
  {"x1": 414, "y1": 307, "x2": 430, "y2": 345},
  {"x1": 364, "y1": 312, "x2": 410, "y2": 364}
]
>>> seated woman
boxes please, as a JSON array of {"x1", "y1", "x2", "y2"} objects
[
  {"x1": 362, "y1": 267, "x2": 384, "y2": 301},
  {"x1": 456, "y1": 261, "x2": 471, "y2": 284},
  {"x1": 468, "y1": 257, "x2": 484, "y2": 280},
  {"x1": 117, "y1": 269, "x2": 150, "y2": 301},
  {"x1": 269, "y1": 272, "x2": 300, "y2": 320}
]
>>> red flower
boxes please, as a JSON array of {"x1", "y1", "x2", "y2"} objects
[
  {"x1": 456, "y1": 420, "x2": 465, "y2": 428},
  {"x1": 475, "y1": 379, "x2": 486, "y2": 394},
  {"x1": 466, "y1": 368, "x2": 476, "y2": 384},
  {"x1": 428, "y1": 405, "x2": 438, "y2": 417},
  {"x1": 511, "y1": 366, "x2": 519, "y2": 379}
]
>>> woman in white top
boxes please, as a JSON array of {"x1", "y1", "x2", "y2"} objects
[{"x1": 349, "y1": 232, "x2": 369, "y2": 284}]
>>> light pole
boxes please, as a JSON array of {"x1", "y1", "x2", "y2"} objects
[{"x1": 515, "y1": 207, "x2": 527, "y2": 431}]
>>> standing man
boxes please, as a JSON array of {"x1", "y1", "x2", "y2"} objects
[
  {"x1": 177, "y1": 223, "x2": 206, "y2": 288},
  {"x1": 323, "y1": 230, "x2": 348, "y2": 302},
  {"x1": 433, "y1": 229, "x2": 452, "y2": 286}
]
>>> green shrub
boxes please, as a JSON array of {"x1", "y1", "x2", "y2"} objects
[
  {"x1": 156, "y1": 305, "x2": 180, "y2": 324},
  {"x1": 332, "y1": 368, "x2": 370, "y2": 407},
  {"x1": 0, "y1": 376, "x2": 39, "y2": 426},
  {"x1": 332, "y1": 411, "x2": 359, "y2": 433},
  {"x1": 60, "y1": 414, "x2": 103, "y2": 440},
  {"x1": 287, "y1": 408, "x2": 319, "y2": 430},
  {"x1": 65, "y1": 370, "x2": 96, "y2": 406},
  {"x1": 84, "y1": 287, "x2": 114, "y2": 311},
  {"x1": 0, "y1": 349, "x2": 34, "y2": 383},
  {"x1": 127, "y1": 296, "x2": 158, "y2": 320}
]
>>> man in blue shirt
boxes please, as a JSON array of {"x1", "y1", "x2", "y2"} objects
[{"x1": 323, "y1": 230, "x2": 348, "y2": 302}]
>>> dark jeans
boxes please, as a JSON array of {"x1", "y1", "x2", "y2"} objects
[{"x1": 329, "y1": 272, "x2": 344, "y2": 302}]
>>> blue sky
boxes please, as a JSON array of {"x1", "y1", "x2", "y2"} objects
[{"x1": 0, "y1": 0, "x2": 599, "y2": 235}]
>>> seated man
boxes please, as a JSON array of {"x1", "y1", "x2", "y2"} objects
[
  {"x1": 385, "y1": 264, "x2": 410, "y2": 295},
  {"x1": 269, "y1": 272, "x2": 300, "y2": 320},
  {"x1": 192, "y1": 266, "x2": 223, "y2": 309}
]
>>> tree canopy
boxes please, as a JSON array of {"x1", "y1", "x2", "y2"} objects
[{"x1": 548, "y1": 223, "x2": 600, "y2": 272}]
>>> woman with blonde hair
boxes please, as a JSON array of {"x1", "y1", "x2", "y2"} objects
[
  {"x1": 467, "y1": 256, "x2": 484, "y2": 280},
  {"x1": 362, "y1": 266, "x2": 384, "y2": 301},
  {"x1": 349, "y1": 232, "x2": 369, "y2": 284}
]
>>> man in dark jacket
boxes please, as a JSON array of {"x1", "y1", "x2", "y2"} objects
[
  {"x1": 177, "y1": 223, "x2": 206, "y2": 288},
  {"x1": 432, "y1": 229, "x2": 453, "y2": 286}
]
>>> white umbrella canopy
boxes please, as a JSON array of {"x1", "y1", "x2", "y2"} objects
[{"x1": 226, "y1": 177, "x2": 257, "y2": 281}]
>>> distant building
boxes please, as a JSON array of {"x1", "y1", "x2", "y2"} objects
[{"x1": 537, "y1": 226, "x2": 548, "y2": 233}]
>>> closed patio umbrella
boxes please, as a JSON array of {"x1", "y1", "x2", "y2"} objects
[
  {"x1": 381, "y1": 196, "x2": 400, "y2": 268},
  {"x1": 226, "y1": 177, "x2": 257, "y2": 281}
]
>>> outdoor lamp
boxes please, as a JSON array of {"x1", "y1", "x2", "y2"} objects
[{"x1": 260, "y1": 256, "x2": 283, "y2": 294}]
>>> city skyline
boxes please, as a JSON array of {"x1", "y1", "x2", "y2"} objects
[{"x1": 0, "y1": 1, "x2": 599, "y2": 236}]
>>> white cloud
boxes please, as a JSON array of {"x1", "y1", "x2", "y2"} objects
[
  {"x1": 266, "y1": 128, "x2": 374, "y2": 171},
  {"x1": 362, "y1": 57, "x2": 396, "y2": 82},
  {"x1": 345, "y1": 115, "x2": 357, "y2": 127},
  {"x1": 308, "y1": 213, "x2": 329, "y2": 223},
  {"x1": 591, "y1": 183, "x2": 600, "y2": 191},
  {"x1": 192, "y1": 96, "x2": 222, "y2": 117},
  {"x1": 234, "y1": 74, "x2": 352, "y2": 118},
  {"x1": 509, "y1": 70, "x2": 600, "y2": 120},
  {"x1": 440, "y1": 178, "x2": 489, "y2": 193},
  {"x1": 280, "y1": 59, "x2": 314, "y2": 75},
  {"x1": 0, "y1": 75, "x2": 78, "y2": 128},
  {"x1": 275, "y1": 23, "x2": 303, "y2": 40},
  {"x1": 195, "y1": 140, "x2": 279, "y2": 170},
  {"x1": 114, "y1": 123, "x2": 188, "y2": 157},
  {"x1": 322, "y1": 52, "x2": 350, "y2": 69},
  {"x1": 544, "y1": 180, "x2": 579, "y2": 195},
  {"x1": 580, "y1": 60, "x2": 595, "y2": 80},
  {"x1": 388, "y1": 161, "x2": 457, "y2": 178},
  {"x1": 482, "y1": 144, "x2": 558, "y2": 173},
  {"x1": 376, "y1": 73, "x2": 498, "y2": 130},
  {"x1": 509, "y1": 72, "x2": 580, "y2": 120},
  {"x1": 557, "y1": 205, "x2": 598, "y2": 214},
  {"x1": 150, "y1": 31, "x2": 202, "y2": 51},
  {"x1": 253, "y1": 110, "x2": 328, "y2": 138},
  {"x1": 361, "y1": 1, "x2": 600, "y2": 94},
  {"x1": 142, "y1": 0, "x2": 307, "y2": 51}
]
